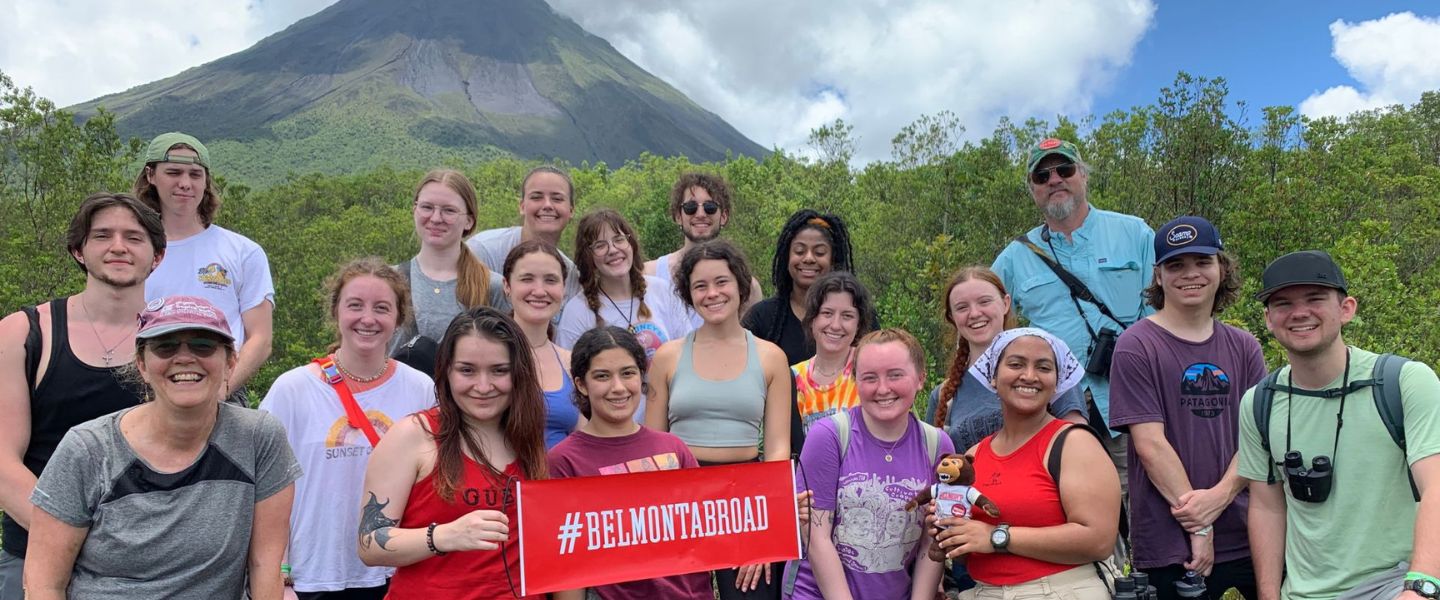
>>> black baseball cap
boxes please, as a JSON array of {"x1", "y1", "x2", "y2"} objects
[
  {"x1": 1155, "y1": 216, "x2": 1222, "y2": 264},
  {"x1": 1255, "y1": 250, "x2": 1348, "y2": 304}
]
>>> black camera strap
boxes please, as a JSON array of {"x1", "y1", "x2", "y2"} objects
[
  {"x1": 1015, "y1": 233, "x2": 1130, "y2": 344},
  {"x1": 1283, "y1": 350, "x2": 1350, "y2": 480}
]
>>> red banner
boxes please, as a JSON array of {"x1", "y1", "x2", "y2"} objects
[{"x1": 516, "y1": 460, "x2": 801, "y2": 595}]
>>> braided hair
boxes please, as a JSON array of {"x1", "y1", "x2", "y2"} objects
[
  {"x1": 933, "y1": 266, "x2": 1018, "y2": 428},
  {"x1": 765, "y1": 209, "x2": 853, "y2": 342},
  {"x1": 575, "y1": 208, "x2": 651, "y2": 329}
]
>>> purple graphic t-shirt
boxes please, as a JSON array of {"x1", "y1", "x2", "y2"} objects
[
  {"x1": 1108, "y1": 318, "x2": 1266, "y2": 569},
  {"x1": 787, "y1": 408, "x2": 953, "y2": 600}
]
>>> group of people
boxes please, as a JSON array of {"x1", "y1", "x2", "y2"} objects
[{"x1": 0, "y1": 131, "x2": 1433, "y2": 600}]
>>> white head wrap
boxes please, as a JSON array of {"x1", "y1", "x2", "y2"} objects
[{"x1": 967, "y1": 327, "x2": 1083, "y2": 401}]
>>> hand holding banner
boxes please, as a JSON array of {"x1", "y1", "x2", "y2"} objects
[{"x1": 516, "y1": 460, "x2": 801, "y2": 595}]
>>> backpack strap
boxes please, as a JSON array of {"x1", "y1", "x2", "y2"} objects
[
  {"x1": 1046, "y1": 423, "x2": 1104, "y2": 486},
  {"x1": 919, "y1": 420, "x2": 942, "y2": 466},
  {"x1": 22, "y1": 305, "x2": 41, "y2": 391},
  {"x1": 830, "y1": 410, "x2": 852, "y2": 462},
  {"x1": 1252, "y1": 368, "x2": 1284, "y2": 485},
  {"x1": 1370, "y1": 353, "x2": 1417, "y2": 500}
]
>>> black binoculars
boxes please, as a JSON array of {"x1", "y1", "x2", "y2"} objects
[
  {"x1": 1284, "y1": 450, "x2": 1333, "y2": 503},
  {"x1": 1085, "y1": 327, "x2": 1119, "y2": 376}
]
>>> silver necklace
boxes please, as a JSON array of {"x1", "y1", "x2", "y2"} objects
[
  {"x1": 812, "y1": 349, "x2": 850, "y2": 378},
  {"x1": 882, "y1": 429, "x2": 905, "y2": 463},
  {"x1": 335, "y1": 354, "x2": 386, "y2": 383},
  {"x1": 79, "y1": 295, "x2": 134, "y2": 367}
]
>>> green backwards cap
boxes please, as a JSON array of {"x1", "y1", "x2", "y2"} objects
[
  {"x1": 1025, "y1": 138, "x2": 1082, "y2": 173},
  {"x1": 143, "y1": 132, "x2": 210, "y2": 168}
]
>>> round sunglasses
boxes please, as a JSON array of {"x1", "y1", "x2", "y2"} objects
[{"x1": 681, "y1": 200, "x2": 719, "y2": 216}]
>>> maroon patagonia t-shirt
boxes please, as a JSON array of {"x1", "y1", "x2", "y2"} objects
[
  {"x1": 547, "y1": 427, "x2": 713, "y2": 600},
  {"x1": 1108, "y1": 318, "x2": 1267, "y2": 569}
]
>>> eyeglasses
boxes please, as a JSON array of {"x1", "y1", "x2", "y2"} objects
[
  {"x1": 1029, "y1": 163, "x2": 1078, "y2": 185},
  {"x1": 589, "y1": 234, "x2": 630, "y2": 254},
  {"x1": 682, "y1": 200, "x2": 719, "y2": 216},
  {"x1": 147, "y1": 336, "x2": 223, "y2": 359},
  {"x1": 415, "y1": 202, "x2": 464, "y2": 222}
]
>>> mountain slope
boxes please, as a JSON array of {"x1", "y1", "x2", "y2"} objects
[{"x1": 73, "y1": 0, "x2": 766, "y2": 185}]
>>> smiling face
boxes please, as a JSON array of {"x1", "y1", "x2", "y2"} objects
[
  {"x1": 520, "y1": 171, "x2": 573, "y2": 237},
  {"x1": 76, "y1": 206, "x2": 161, "y2": 289},
  {"x1": 1263, "y1": 285, "x2": 1355, "y2": 358},
  {"x1": 139, "y1": 332, "x2": 235, "y2": 409},
  {"x1": 414, "y1": 181, "x2": 474, "y2": 249},
  {"x1": 811, "y1": 291, "x2": 859, "y2": 354},
  {"x1": 855, "y1": 341, "x2": 923, "y2": 425},
  {"x1": 787, "y1": 227, "x2": 833, "y2": 294},
  {"x1": 576, "y1": 347, "x2": 644, "y2": 426},
  {"x1": 1156, "y1": 253, "x2": 1221, "y2": 312},
  {"x1": 504, "y1": 250, "x2": 566, "y2": 326},
  {"x1": 447, "y1": 333, "x2": 514, "y2": 426},
  {"x1": 688, "y1": 258, "x2": 742, "y2": 324},
  {"x1": 994, "y1": 336, "x2": 1057, "y2": 416},
  {"x1": 1028, "y1": 154, "x2": 1088, "y2": 222},
  {"x1": 947, "y1": 277, "x2": 1011, "y2": 351},
  {"x1": 591, "y1": 223, "x2": 633, "y2": 281},
  {"x1": 676, "y1": 185, "x2": 727, "y2": 243},
  {"x1": 145, "y1": 148, "x2": 208, "y2": 218},
  {"x1": 335, "y1": 274, "x2": 400, "y2": 355}
]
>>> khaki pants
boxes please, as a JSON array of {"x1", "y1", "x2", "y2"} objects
[{"x1": 959, "y1": 564, "x2": 1112, "y2": 600}]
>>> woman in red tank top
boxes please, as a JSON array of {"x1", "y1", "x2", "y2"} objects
[
  {"x1": 932, "y1": 328, "x2": 1120, "y2": 600},
  {"x1": 358, "y1": 307, "x2": 548, "y2": 599}
]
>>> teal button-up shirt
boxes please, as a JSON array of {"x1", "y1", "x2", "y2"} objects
[{"x1": 991, "y1": 206, "x2": 1155, "y2": 434}]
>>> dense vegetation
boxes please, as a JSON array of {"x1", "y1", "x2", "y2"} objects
[{"x1": 5, "y1": 70, "x2": 1440, "y2": 407}]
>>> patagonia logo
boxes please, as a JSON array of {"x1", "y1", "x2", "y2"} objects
[{"x1": 1167, "y1": 225, "x2": 1199, "y2": 246}]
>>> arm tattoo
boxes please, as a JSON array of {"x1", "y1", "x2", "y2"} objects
[
  {"x1": 359, "y1": 492, "x2": 399, "y2": 551},
  {"x1": 812, "y1": 508, "x2": 834, "y2": 527}
]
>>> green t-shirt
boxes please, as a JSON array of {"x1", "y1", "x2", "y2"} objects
[{"x1": 1237, "y1": 347, "x2": 1440, "y2": 600}]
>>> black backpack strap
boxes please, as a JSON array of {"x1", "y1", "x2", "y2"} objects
[
  {"x1": 1253, "y1": 368, "x2": 1283, "y2": 485},
  {"x1": 1013, "y1": 235, "x2": 1130, "y2": 332},
  {"x1": 1371, "y1": 353, "x2": 1417, "y2": 500},
  {"x1": 1046, "y1": 422, "x2": 1104, "y2": 486},
  {"x1": 22, "y1": 305, "x2": 42, "y2": 391}
]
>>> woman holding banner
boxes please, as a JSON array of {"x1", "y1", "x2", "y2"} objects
[
  {"x1": 646, "y1": 239, "x2": 792, "y2": 599},
  {"x1": 260, "y1": 258, "x2": 435, "y2": 598},
  {"x1": 358, "y1": 307, "x2": 547, "y2": 600},
  {"x1": 548, "y1": 326, "x2": 713, "y2": 599},
  {"x1": 786, "y1": 328, "x2": 951, "y2": 600},
  {"x1": 930, "y1": 329, "x2": 1119, "y2": 600}
]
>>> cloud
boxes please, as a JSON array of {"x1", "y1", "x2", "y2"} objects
[
  {"x1": 548, "y1": 0, "x2": 1155, "y2": 161},
  {"x1": 1, "y1": 0, "x2": 1155, "y2": 163},
  {"x1": 1300, "y1": 12, "x2": 1440, "y2": 119},
  {"x1": 0, "y1": 0, "x2": 337, "y2": 107}
]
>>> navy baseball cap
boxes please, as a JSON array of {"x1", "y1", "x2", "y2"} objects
[
  {"x1": 1155, "y1": 216, "x2": 1223, "y2": 265},
  {"x1": 1255, "y1": 250, "x2": 1348, "y2": 304}
]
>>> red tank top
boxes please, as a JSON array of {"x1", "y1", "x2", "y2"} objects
[
  {"x1": 966, "y1": 418, "x2": 1072, "y2": 585},
  {"x1": 387, "y1": 408, "x2": 538, "y2": 599}
]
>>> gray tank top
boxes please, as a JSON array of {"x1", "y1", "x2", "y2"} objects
[{"x1": 668, "y1": 331, "x2": 767, "y2": 447}]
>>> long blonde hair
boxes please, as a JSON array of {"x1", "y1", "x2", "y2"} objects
[{"x1": 415, "y1": 169, "x2": 491, "y2": 307}]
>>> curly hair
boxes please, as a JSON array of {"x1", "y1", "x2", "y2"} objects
[
  {"x1": 673, "y1": 239, "x2": 756, "y2": 311},
  {"x1": 764, "y1": 209, "x2": 854, "y2": 342},
  {"x1": 1142, "y1": 251, "x2": 1242, "y2": 315},
  {"x1": 668, "y1": 172, "x2": 733, "y2": 219}
]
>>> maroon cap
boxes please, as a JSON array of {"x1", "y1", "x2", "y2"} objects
[{"x1": 137, "y1": 296, "x2": 234, "y2": 343}]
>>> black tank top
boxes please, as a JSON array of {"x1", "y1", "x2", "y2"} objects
[{"x1": 2, "y1": 298, "x2": 144, "y2": 558}]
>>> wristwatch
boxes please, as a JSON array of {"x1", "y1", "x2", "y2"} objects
[
  {"x1": 990, "y1": 523, "x2": 1011, "y2": 553},
  {"x1": 1405, "y1": 577, "x2": 1440, "y2": 599}
]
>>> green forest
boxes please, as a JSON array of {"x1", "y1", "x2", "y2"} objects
[{"x1": 4, "y1": 70, "x2": 1440, "y2": 405}]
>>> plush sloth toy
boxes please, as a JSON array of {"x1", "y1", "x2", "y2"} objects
[{"x1": 905, "y1": 453, "x2": 1000, "y2": 521}]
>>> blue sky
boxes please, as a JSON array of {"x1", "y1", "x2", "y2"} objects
[
  {"x1": 2, "y1": 0, "x2": 1437, "y2": 163},
  {"x1": 1092, "y1": 1, "x2": 1431, "y2": 119}
]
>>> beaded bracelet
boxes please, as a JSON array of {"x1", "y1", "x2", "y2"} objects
[{"x1": 426, "y1": 522, "x2": 446, "y2": 555}]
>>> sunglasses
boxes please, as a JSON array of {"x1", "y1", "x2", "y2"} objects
[
  {"x1": 681, "y1": 200, "x2": 719, "y2": 216},
  {"x1": 147, "y1": 335, "x2": 224, "y2": 359},
  {"x1": 1029, "y1": 163, "x2": 1078, "y2": 185}
]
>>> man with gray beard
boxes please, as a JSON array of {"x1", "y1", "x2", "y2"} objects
[{"x1": 990, "y1": 138, "x2": 1154, "y2": 549}]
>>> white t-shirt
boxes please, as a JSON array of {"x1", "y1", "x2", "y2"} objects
[
  {"x1": 465, "y1": 226, "x2": 581, "y2": 303},
  {"x1": 145, "y1": 225, "x2": 274, "y2": 349},
  {"x1": 555, "y1": 275, "x2": 693, "y2": 358},
  {"x1": 653, "y1": 252, "x2": 704, "y2": 330},
  {"x1": 258, "y1": 362, "x2": 436, "y2": 592}
]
